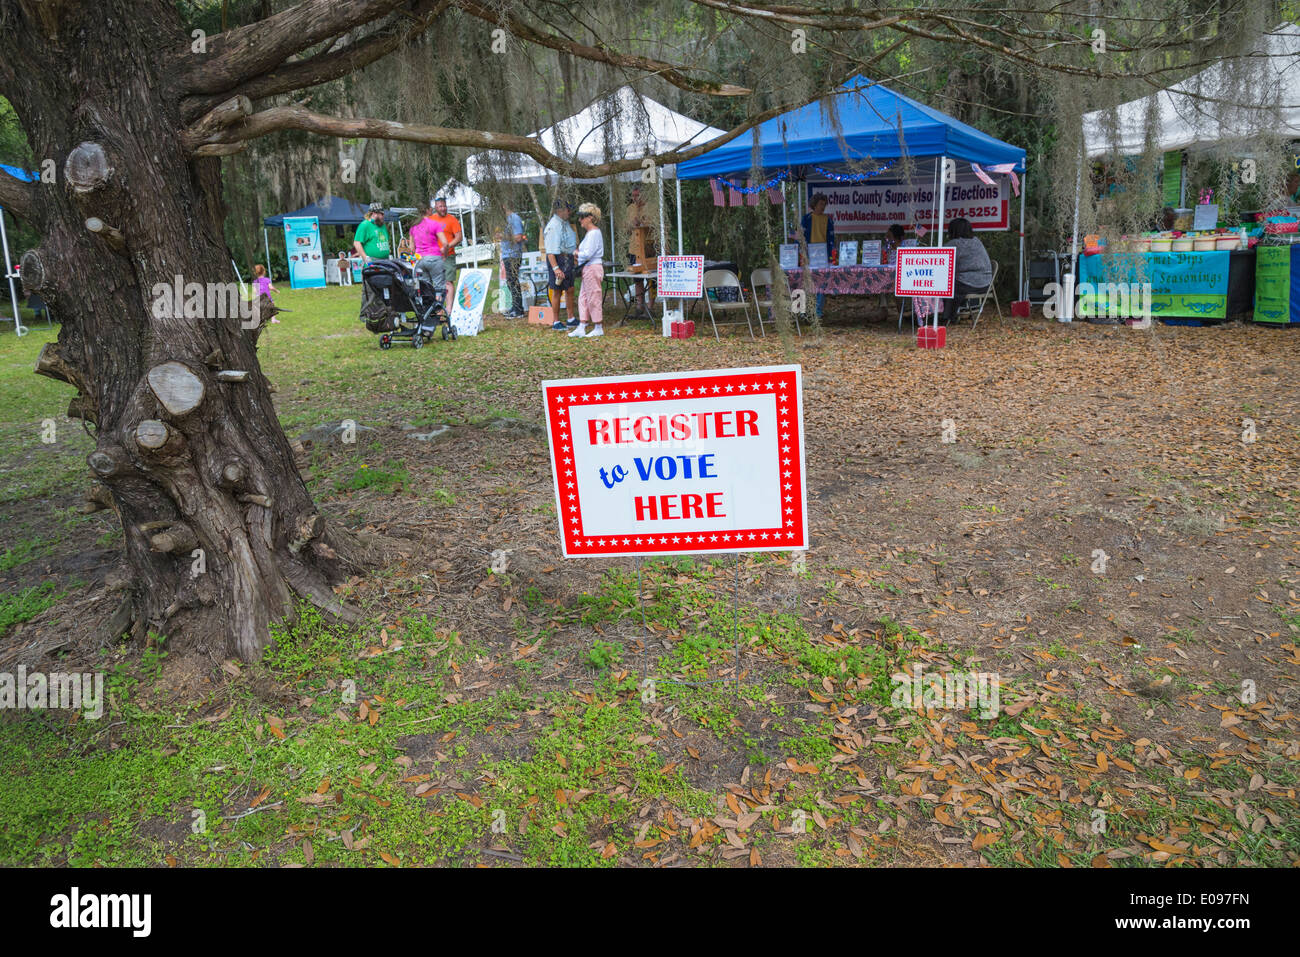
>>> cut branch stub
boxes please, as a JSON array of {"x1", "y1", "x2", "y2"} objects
[
  {"x1": 134, "y1": 418, "x2": 182, "y2": 453},
  {"x1": 85, "y1": 217, "x2": 126, "y2": 252},
  {"x1": 220, "y1": 461, "x2": 245, "y2": 487},
  {"x1": 18, "y1": 250, "x2": 46, "y2": 294},
  {"x1": 150, "y1": 524, "x2": 199, "y2": 555},
  {"x1": 64, "y1": 142, "x2": 114, "y2": 194},
  {"x1": 88, "y1": 447, "x2": 132, "y2": 478},
  {"x1": 35, "y1": 342, "x2": 79, "y2": 386},
  {"x1": 147, "y1": 361, "x2": 205, "y2": 417},
  {"x1": 216, "y1": 370, "x2": 249, "y2": 383}
]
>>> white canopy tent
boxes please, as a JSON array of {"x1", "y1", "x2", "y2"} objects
[
  {"x1": 466, "y1": 86, "x2": 726, "y2": 258},
  {"x1": 1064, "y1": 23, "x2": 1300, "y2": 318},
  {"x1": 1082, "y1": 23, "x2": 1300, "y2": 158}
]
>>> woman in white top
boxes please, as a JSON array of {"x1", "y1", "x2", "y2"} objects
[{"x1": 570, "y1": 203, "x2": 606, "y2": 338}]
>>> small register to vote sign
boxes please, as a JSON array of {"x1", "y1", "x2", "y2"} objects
[
  {"x1": 656, "y1": 255, "x2": 705, "y2": 298},
  {"x1": 894, "y1": 247, "x2": 955, "y2": 298},
  {"x1": 543, "y1": 365, "x2": 808, "y2": 557}
]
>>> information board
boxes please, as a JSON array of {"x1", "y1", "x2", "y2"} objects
[{"x1": 283, "y1": 217, "x2": 325, "y2": 289}]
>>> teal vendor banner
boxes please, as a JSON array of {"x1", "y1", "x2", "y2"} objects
[{"x1": 1078, "y1": 250, "x2": 1230, "y2": 319}]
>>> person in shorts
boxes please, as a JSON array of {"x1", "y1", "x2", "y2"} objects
[{"x1": 544, "y1": 199, "x2": 578, "y2": 328}]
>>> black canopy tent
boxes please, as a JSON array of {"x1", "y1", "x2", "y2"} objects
[{"x1": 261, "y1": 198, "x2": 403, "y2": 271}]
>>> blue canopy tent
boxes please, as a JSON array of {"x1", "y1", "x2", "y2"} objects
[
  {"x1": 677, "y1": 77, "x2": 1029, "y2": 298},
  {"x1": 1, "y1": 163, "x2": 39, "y2": 337},
  {"x1": 262, "y1": 198, "x2": 401, "y2": 274}
]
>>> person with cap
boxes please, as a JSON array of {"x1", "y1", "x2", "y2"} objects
[
  {"x1": 544, "y1": 199, "x2": 578, "y2": 328},
  {"x1": 354, "y1": 203, "x2": 392, "y2": 324},
  {"x1": 352, "y1": 203, "x2": 391, "y2": 262}
]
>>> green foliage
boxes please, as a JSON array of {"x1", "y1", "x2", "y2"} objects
[{"x1": 0, "y1": 582, "x2": 63, "y2": 635}]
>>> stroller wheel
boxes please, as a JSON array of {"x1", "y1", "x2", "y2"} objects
[
  {"x1": 440, "y1": 324, "x2": 449, "y2": 341},
  {"x1": 379, "y1": 334, "x2": 392, "y2": 350},
  {"x1": 449, "y1": 325, "x2": 458, "y2": 341},
  {"x1": 411, "y1": 333, "x2": 423, "y2": 349}
]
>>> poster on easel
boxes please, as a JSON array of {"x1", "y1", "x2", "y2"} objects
[
  {"x1": 283, "y1": 217, "x2": 326, "y2": 289},
  {"x1": 449, "y1": 268, "x2": 492, "y2": 336}
]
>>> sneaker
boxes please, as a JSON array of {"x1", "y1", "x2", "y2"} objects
[
  {"x1": 568, "y1": 324, "x2": 588, "y2": 338},
  {"x1": 585, "y1": 325, "x2": 604, "y2": 338},
  {"x1": 566, "y1": 317, "x2": 579, "y2": 328},
  {"x1": 551, "y1": 320, "x2": 567, "y2": 331}
]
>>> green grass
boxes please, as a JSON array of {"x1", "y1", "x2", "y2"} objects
[
  {"x1": 0, "y1": 536, "x2": 52, "y2": 571},
  {"x1": 0, "y1": 582, "x2": 64, "y2": 635}
]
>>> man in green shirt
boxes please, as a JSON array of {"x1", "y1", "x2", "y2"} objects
[
  {"x1": 355, "y1": 203, "x2": 394, "y2": 325},
  {"x1": 353, "y1": 203, "x2": 391, "y2": 261}
]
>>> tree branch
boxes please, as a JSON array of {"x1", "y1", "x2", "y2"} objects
[
  {"x1": 181, "y1": 0, "x2": 406, "y2": 96},
  {"x1": 187, "y1": 94, "x2": 819, "y2": 178},
  {"x1": 182, "y1": 0, "x2": 455, "y2": 120},
  {"x1": 458, "y1": 0, "x2": 751, "y2": 97},
  {"x1": 0, "y1": 168, "x2": 39, "y2": 223}
]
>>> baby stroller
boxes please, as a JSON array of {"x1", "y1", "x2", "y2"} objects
[{"x1": 360, "y1": 259, "x2": 456, "y2": 349}]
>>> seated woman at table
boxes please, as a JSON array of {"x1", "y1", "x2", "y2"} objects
[
  {"x1": 942, "y1": 217, "x2": 993, "y2": 324},
  {"x1": 801, "y1": 193, "x2": 836, "y2": 318},
  {"x1": 885, "y1": 224, "x2": 918, "y2": 265}
]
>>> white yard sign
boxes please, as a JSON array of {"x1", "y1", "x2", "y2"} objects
[{"x1": 542, "y1": 365, "x2": 808, "y2": 557}]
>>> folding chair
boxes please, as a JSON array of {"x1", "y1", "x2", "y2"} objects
[
  {"x1": 701, "y1": 269, "x2": 757, "y2": 340},
  {"x1": 956, "y1": 260, "x2": 1001, "y2": 328},
  {"x1": 750, "y1": 268, "x2": 800, "y2": 337}
]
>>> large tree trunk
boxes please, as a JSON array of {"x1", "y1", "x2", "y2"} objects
[{"x1": 2, "y1": 0, "x2": 376, "y2": 660}]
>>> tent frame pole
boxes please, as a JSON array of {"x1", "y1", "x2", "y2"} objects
[
  {"x1": 1018, "y1": 171, "x2": 1027, "y2": 301},
  {"x1": 934, "y1": 154, "x2": 946, "y2": 328},
  {"x1": 1066, "y1": 140, "x2": 1082, "y2": 322},
  {"x1": 781, "y1": 182, "x2": 788, "y2": 240},
  {"x1": 657, "y1": 166, "x2": 668, "y2": 336},
  {"x1": 0, "y1": 206, "x2": 25, "y2": 336},
  {"x1": 675, "y1": 176, "x2": 683, "y2": 255},
  {"x1": 263, "y1": 227, "x2": 271, "y2": 275},
  {"x1": 608, "y1": 178, "x2": 616, "y2": 268}
]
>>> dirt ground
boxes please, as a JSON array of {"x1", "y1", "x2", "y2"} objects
[{"x1": 3, "y1": 309, "x2": 1298, "y2": 867}]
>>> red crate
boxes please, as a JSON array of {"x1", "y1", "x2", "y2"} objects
[{"x1": 917, "y1": 325, "x2": 946, "y2": 349}]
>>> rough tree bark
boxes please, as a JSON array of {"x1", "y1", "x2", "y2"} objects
[{"x1": 0, "y1": 0, "x2": 380, "y2": 660}]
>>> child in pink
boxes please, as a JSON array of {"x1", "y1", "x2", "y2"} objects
[{"x1": 253, "y1": 264, "x2": 280, "y2": 323}]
